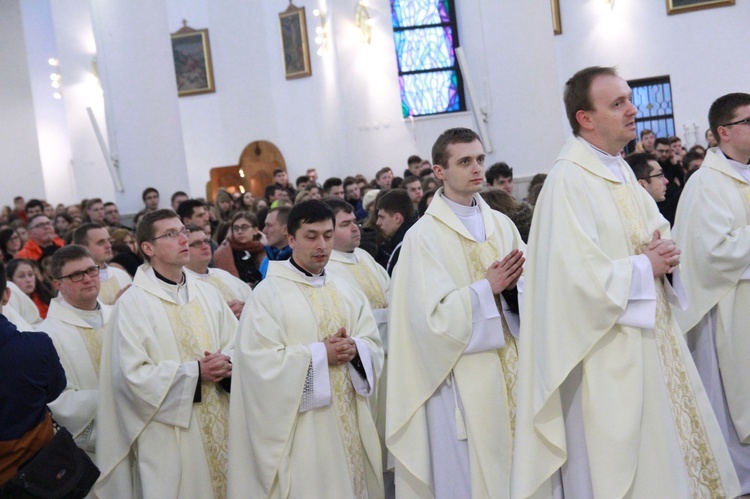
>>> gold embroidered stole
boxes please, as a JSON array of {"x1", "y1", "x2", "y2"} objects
[
  {"x1": 301, "y1": 282, "x2": 367, "y2": 499},
  {"x1": 164, "y1": 298, "x2": 229, "y2": 499},
  {"x1": 612, "y1": 179, "x2": 724, "y2": 497},
  {"x1": 348, "y1": 260, "x2": 387, "y2": 309},
  {"x1": 77, "y1": 324, "x2": 105, "y2": 374},
  {"x1": 98, "y1": 275, "x2": 123, "y2": 305},
  {"x1": 460, "y1": 237, "x2": 519, "y2": 435},
  {"x1": 203, "y1": 274, "x2": 237, "y2": 303}
]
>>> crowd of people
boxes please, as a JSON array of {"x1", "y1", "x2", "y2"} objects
[{"x1": 1, "y1": 65, "x2": 749, "y2": 499}]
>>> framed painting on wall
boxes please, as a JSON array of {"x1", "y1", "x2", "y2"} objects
[
  {"x1": 667, "y1": 0, "x2": 734, "y2": 15},
  {"x1": 171, "y1": 22, "x2": 215, "y2": 96},
  {"x1": 551, "y1": 0, "x2": 562, "y2": 35},
  {"x1": 278, "y1": 4, "x2": 312, "y2": 79}
]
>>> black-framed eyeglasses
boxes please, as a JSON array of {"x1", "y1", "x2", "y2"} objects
[
  {"x1": 640, "y1": 172, "x2": 665, "y2": 180},
  {"x1": 232, "y1": 224, "x2": 255, "y2": 233},
  {"x1": 151, "y1": 228, "x2": 190, "y2": 241},
  {"x1": 188, "y1": 239, "x2": 211, "y2": 248},
  {"x1": 56, "y1": 265, "x2": 99, "y2": 282},
  {"x1": 720, "y1": 117, "x2": 750, "y2": 128}
]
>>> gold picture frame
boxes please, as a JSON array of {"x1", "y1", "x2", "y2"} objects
[
  {"x1": 667, "y1": 0, "x2": 734, "y2": 15},
  {"x1": 171, "y1": 22, "x2": 215, "y2": 96},
  {"x1": 279, "y1": 4, "x2": 312, "y2": 80},
  {"x1": 551, "y1": 0, "x2": 562, "y2": 35}
]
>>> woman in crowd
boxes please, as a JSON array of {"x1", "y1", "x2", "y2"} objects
[
  {"x1": 53, "y1": 213, "x2": 72, "y2": 237},
  {"x1": 237, "y1": 191, "x2": 255, "y2": 212},
  {"x1": 213, "y1": 211, "x2": 265, "y2": 287},
  {"x1": 6, "y1": 259, "x2": 55, "y2": 319},
  {"x1": 110, "y1": 228, "x2": 143, "y2": 277},
  {"x1": 0, "y1": 229, "x2": 22, "y2": 262}
]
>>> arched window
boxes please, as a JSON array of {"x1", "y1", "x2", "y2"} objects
[{"x1": 390, "y1": 0, "x2": 465, "y2": 118}]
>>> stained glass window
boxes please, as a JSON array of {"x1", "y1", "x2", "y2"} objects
[
  {"x1": 391, "y1": 0, "x2": 465, "y2": 118},
  {"x1": 626, "y1": 76, "x2": 675, "y2": 153}
]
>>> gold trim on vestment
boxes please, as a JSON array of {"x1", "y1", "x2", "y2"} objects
[
  {"x1": 166, "y1": 299, "x2": 229, "y2": 499},
  {"x1": 98, "y1": 276, "x2": 123, "y2": 306},
  {"x1": 612, "y1": 180, "x2": 724, "y2": 497},
  {"x1": 302, "y1": 282, "x2": 368, "y2": 499},
  {"x1": 204, "y1": 274, "x2": 238, "y2": 303},
  {"x1": 461, "y1": 237, "x2": 518, "y2": 435},
  {"x1": 77, "y1": 325, "x2": 104, "y2": 374},
  {"x1": 349, "y1": 261, "x2": 387, "y2": 310}
]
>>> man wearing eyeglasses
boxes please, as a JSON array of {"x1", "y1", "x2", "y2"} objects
[
  {"x1": 42, "y1": 245, "x2": 109, "y2": 461},
  {"x1": 184, "y1": 224, "x2": 250, "y2": 319},
  {"x1": 95, "y1": 209, "x2": 238, "y2": 499},
  {"x1": 625, "y1": 152, "x2": 669, "y2": 202},
  {"x1": 72, "y1": 223, "x2": 132, "y2": 305},
  {"x1": 673, "y1": 92, "x2": 750, "y2": 495},
  {"x1": 15, "y1": 214, "x2": 64, "y2": 262}
]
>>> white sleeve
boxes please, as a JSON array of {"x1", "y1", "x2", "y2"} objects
[
  {"x1": 299, "y1": 342, "x2": 331, "y2": 412},
  {"x1": 151, "y1": 361, "x2": 199, "y2": 428},
  {"x1": 617, "y1": 255, "x2": 657, "y2": 329},
  {"x1": 465, "y1": 279, "x2": 506, "y2": 354},
  {"x1": 348, "y1": 337, "x2": 375, "y2": 397}
]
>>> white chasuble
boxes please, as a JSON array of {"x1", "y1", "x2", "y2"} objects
[
  {"x1": 185, "y1": 266, "x2": 252, "y2": 304},
  {"x1": 512, "y1": 137, "x2": 739, "y2": 499},
  {"x1": 386, "y1": 190, "x2": 525, "y2": 499},
  {"x1": 98, "y1": 265, "x2": 132, "y2": 305},
  {"x1": 673, "y1": 148, "x2": 750, "y2": 491},
  {"x1": 227, "y1": 261, "x2": 384, "y2": 499},
  {"x1": 95, "y1": 264, "x2": 237, "y2": 499},
  {"x1": 45, "y1": 298, "x2": 111, "y2": 456}
]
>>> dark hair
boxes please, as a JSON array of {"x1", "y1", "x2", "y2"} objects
[
  {"x1": 480, "y1": 189, "x2": 520, "y2": 215},
  {"x1": 668, "y1": 136, "x2": 682, "y2": 145},
  {"x1": 431, "y1": 128, "x2": 481, "y2": 168},
  {"x1": 485, "y1": 162, "x2": 513, "y2": 185},
  {"x1": 407, "y1": 155, "x2": 422, "y2": 166},
  {"x1": 230, "y1": 211, "x2": 259, "y2": 228},
  {"x1": 72, "y1": 223, "x2": 106, "y2": 246},
  {"x1": 267, "y1": 206, "x2": 292, "y2": 225},
  {"x1": 402, "y1": 176, "x2": 421, "y2": 187},
  {"x1": 85, "y1": 198, "x2": 103, "y2": 211},
  {"x1": 323, "y1": 177, "x2": 343, "y2": 193},
  {"x1": 170, "y1": 191, "x2": 188, "y2": 204},
  {"x1": 375, "y1": 167, "x2": 393, "y2": 180},
  {"x1": 185, "y1": 224, "x2": 205, "y2": 234},
  {"x1": 295, "y1": 175, "x2": 310, "y2": 187},
  {"x1": 624, "y1": 153, "x2": 656, "y2": 180},
  {"x1": 343, "y1": 176, "x2": 358, "y2": 189},
  {"x1": 528, "y1": 173, "x2": 547, "y2": 191},
  {"x1": 273, "y1": 168, "x2": 285, "y2": 176},
  {"x1": 176, "y1": 199, "x2": 206, "y2": 221},
  {"x1": 50, "y1": 245, "x2": 93, "y2": 280},
  {"x1": 688, "y1": 145, "x2": 706, "y2": 156},
  {"x1": 287, "y1": 200, "x2": 335, "y2": 237},
  {"x1": 708, "y1": 93, "x2": 750, "y2": 145},
  {"x1": 0, "y1": 228, "x2": 20, "y2": 258},
  {"x1": 103, "y1": 202, "x2": 117, "y2": 209},
  {"x1": 527, "y1": 183, "x2": 544, "y2": 206},
  {"x1": 418, "y1": 189, "x2": 437, "y2": 217},
  {"x1": 376, "y1": 189, "x2": 415, "y2": 220},
  {"x1": 7, "y1": 259, "x2": 54, "y2": 305},
  {"x1": 655, "y1": 137, "x2": 670, "y2": 148},
  {"x1": 640, "y1": 129, "x2": 654, "y2": 139},
  {"x1": 683, "y1": 151, "x2": 704, "y2": 170},
  {"x1": 135, "y1": 209, "x2": 180, "y2": 257},
  {"x1": 0, "y1": 260, "x2": 6, "y2": 296},
  {"x1": 25, "y1": 199, "x2": 44, "y2": 214},
  {"x1": 324, "y1": 198, "x2": 354, "y2": 217},
  {"x1": 563, "y1": 66, "x2": 618, "y2": 135},
  {"x1": 141, "y1": 187, "x2": 159, "y2": 202}
]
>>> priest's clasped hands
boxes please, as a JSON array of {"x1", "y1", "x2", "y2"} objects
[
  {"x1": 199, "y1": 349, "x2": 232, "y2": 383},
  {"x1": 486, "y1": 249, "x2": 525, "y2": 294},
  {"x1": 642, "y1": 230, "x2": 680, "y2": 277},
  {"x1": 325, "y1": 327, "x2": 358, "y2": 366}
]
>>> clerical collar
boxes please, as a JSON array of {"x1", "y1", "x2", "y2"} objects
[
  {"x1": 290, "y1": 257, "x2": 325, "y2": 277},
  {"x1": 153, "y1": 267, "x2": 185, "y2": 286},
  {"x1": 441, "y1": 192, "x2": 479, "y2": 215},
  {"x1": 577, "y1": 136, "x2": 627, "y2": 183},
  {"x1": 718, "y1": 149, "x2": 750, "y2": 183},
  {"x1": 441, "y1": 192, "x2": 486, "y2": 242},
  {"x1": 719, "y1": 148, "x2": 750, "y2": 166}
]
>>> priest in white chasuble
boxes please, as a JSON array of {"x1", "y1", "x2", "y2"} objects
[
  {"x1": 95, "y1": 210, "x2": 237, "y2": 499},
  {"x1": 672, "y1": 92, "x2": 750, "y2": 494},
  {"x1": 512, "y1": 66, "x2": 739, "y2": 499},
  {"x1": 43, "y1": 246, "x2": 111, "y2": 460},
  {"x1": 386, "y1": 127, "x2": 526, "y2": 498},
  {"x1": 227, "y1": 200, "x2": 384, "y2": 499}
]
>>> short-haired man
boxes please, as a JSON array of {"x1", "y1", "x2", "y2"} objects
[
  {"x1": 513, "y1": 66, "x2": 738, "y2": 498},
  {"x1": 266, "y1": 168, "x2": 296, "y2": 200},
  {"x1": 375, "y1": 189, "x2": 417, "y2": 275},
  {"x1": 184, "y1": 225, "x2": 250, "y2": 319},
  {"x1": 386, "y1": 127, "x2": 525, "y2": 497},
  {"x1": 323, "y1": 177, "x2": 345, "y2": 200},
  {"x1": 227, "y1": 200, "x2": 384, "y2": 498},
  {"x1": 177, "y1": 199, "x2": 211, "y2": 235},
  {"x1": 171, "y1": 191, "x2": 189, "y2": 211},
  {"x1": 669, "y1": 135, "x2": 685, "y2": 163},
  {"x1": 404, "y1": 154, "x2": 426, "y2": 177},
  {"x1": 654, "y1": 137, "x2": 684, "y2": 225},
  {"x1": 343, "y1": 176, "x2": 369, "y2": 221},
  {"x1": 625, "y1": 152, "x2": 669, "y2": 202},
  {"x1": 654, "y1": 137, "x2": 672, "y2": 162},
  {"x1": 103, "y1": 202, "x2": 130, "y2": 230},
  {"x1": 16, "y1": 214, "x2": 64, "y2": 262},
  {"x1": 485, "y1": 161, "x2": 515, "y2": 195},
  {"x1": 72, "y1": 223, "x2": 132, "y2": 305},
  {"x1": 24, "y1": 199, "x2": 44, "y2": 219},
  {"x1": 682, "y1": 150, "x2": 704, "y2": 176},
  {"x1": 295, "y1": 175, "x2": 310, "y2": 191},
  {"x1": 638, "y1": 128, "x2": 656, "y2": 154},
  {"x1": 673, "y1": 92, "x2": 750, "y2": 495},
  {"x1": 306, "y1": 167, "x2": 320, "y2": 186},
  {"x1": 44, "y1": 245, "x2": 111, "y2": 459},
  {"x1": 401, "y1": 175, "x2": 423, "y2": 210},
  {"x1": 95, "y1": 209, "x2": 237, "y2": 498},
  {"x1": 85, "y1": 198, "x2": 105, "y2": 224},
  {"x1": 375, "y1": 167, "x2": 394, "y2": 190},
  {"x1": 259, "y1": 206, "x2": 292, "y2": 278},
  {"x1": 325, "y1": 198, "x2": 392, "y2": 489},
  {"x1": 142, "y1": 187, "x2": 159, "y2": 212}
]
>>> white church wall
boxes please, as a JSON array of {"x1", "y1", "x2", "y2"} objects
[{"x1": 554, "y1": 0, "x2": 750, "y2": 147}]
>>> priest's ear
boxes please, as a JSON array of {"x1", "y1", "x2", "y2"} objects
[{"x1": 575, "y1": 109, "x2": 596, "y2": 133}]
